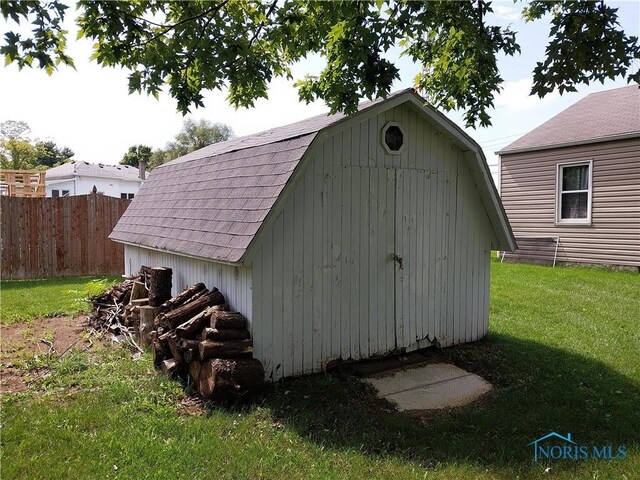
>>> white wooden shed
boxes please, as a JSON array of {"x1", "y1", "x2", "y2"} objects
[{"x1": 110, "y1": 89, "x2": 516, "y2": 381}]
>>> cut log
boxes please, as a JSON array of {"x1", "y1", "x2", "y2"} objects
[
  {"x1": 161, "y1": 359, "x2": 177, "y2": 376},
  {"x1": 158, "y1": 290, "x2": 225, "y2": 329},
  {"x1": 183, "y1": 348, "x2": 197, "y2": 364},
  {"x1": 139, "y1": 305, "x2": 155, "y2": 346},
  {"x1": 189, "y1": 361, "x2": 202, "y2": 386},
  {"x1": 180, "y1": 339, "x2": 200, "y2": 362},
  {"x1": 197, "y1": 358, "x2": 264, "y2": 399},
  {"x1": 181, "y1": 288, "x2": 211, "y2": 306},
  {"x1": 130, "y1": 281, "x2": 147, "y2": 302},
  {"x1": 131, "y1": 298, "x2": 149, "y2": 306},
  {"x1": 148, "y1": 267, "x2": 173, "y2": 307},
  {"x1": 151, "y1": 331, "x2": 171, "y2": 368},
  {"x1": 199, "y1": 339, "x2": 253, "y2": 360},
  {"x1": 166, "y1": 334, "x2": 185, "y2": 365},
  {"x1": 175, "y1": 307, "x2": 215, "y2": 339},
  {"x1": 211, "y1": 303, "x2": 229, "y2": 312},
  {"x1": 158, "y1": 282, "x2": 207, "y2": 313},
  {"x1": 211, "y1": 311, "x2": 247, "y2": 330},
  {"x1": 201, "y1": 327, "x2": 250, "y2": 341}
]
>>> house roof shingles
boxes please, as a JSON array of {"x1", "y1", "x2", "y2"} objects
[
  {"x1": 499, "y1": 84, "x2": 640, "y2": 154},
  {"x1": 46, "y1": 161, "x2": 145, "y2": 180},
  {"x1": 111, "y1": 89, "x2": 517, "y2": 263},
  {"x1": 111, "y1": 134, "x2": 315, "y2": 263},
  {"x1": 110, "y1": 91, "x2": 414, "y2": 264}
]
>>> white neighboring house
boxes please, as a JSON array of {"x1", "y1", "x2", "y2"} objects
[{"x1": 45, "y1": 161, "x2": 147, "y2": 199}]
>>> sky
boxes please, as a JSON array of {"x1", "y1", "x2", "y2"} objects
[{"x1": 1, "y1": 1, "x2": 639, "y2": 182}]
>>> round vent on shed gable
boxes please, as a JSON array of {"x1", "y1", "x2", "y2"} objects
[{"x1": 382, "y1": 122, "x2": 406, "y2": 154}]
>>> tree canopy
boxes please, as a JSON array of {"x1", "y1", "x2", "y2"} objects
[
  {"x1": 0, "y1": 120, "x2": 74, "y2": 170},
  {"x1": 120, "y1": 144, "x2": 152, "y2": 169},
  {"x1": 0, "y1": 121, "x2": 36, "y2": 170},
  {"x1": 123, "y1": 119, "x2": 233, "y2": 170},
  {"x1": 2, "y1": 1, "x2": 639, "y2": 127}
]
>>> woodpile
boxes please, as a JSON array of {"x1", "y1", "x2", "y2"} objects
[{"x1": 89, "y1": 266, "x2": 264, "y2": 401}]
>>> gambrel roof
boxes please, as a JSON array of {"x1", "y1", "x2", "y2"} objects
[
  {"x1": 499, "y1": 84, "x2": 640, "y2": 154},
  {"x1": 110, "y1": 90, "x2": 516, "y2": 263}
]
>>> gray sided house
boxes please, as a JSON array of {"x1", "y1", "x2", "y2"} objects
[
  {"x1": 498, "y1": 85, "x2": 640, "y2": 267},
  {"x1": 110, "y1": 89, "x2": 515, "y2": 381}
]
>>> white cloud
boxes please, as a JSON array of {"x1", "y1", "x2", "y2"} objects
[
  {"x1": 491, "y1": 5, "x2": 522, "y2": 22},
  {"x1": 494, "y1": 78, "x2": 560, "y2": 112}
]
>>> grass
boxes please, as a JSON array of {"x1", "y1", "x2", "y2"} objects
[
  {"x1": 0, "y1": 276, "x2": 120, "y2": 325},
  {"x1": 1, "y1": 261, "x2": 639, "y2": 479}
]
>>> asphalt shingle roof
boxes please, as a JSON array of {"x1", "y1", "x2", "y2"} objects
[
  {"x1": 111, "y1": 88, "x2": 518, "y2": 262},
  {"x1": 110, "y1": 91, "x2": 414, "y2": 263},
  {"x1": 499, "y1": 85, "x2": 640, "y2": 154}
]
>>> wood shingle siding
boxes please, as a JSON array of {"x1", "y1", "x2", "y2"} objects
[{"x1": 500, "y1": 138, "x2": 640, "y2": 266}]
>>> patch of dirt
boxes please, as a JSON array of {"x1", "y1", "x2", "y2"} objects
[{"x1": 0, "y1": 315, "x2": 91, "y2": 393}]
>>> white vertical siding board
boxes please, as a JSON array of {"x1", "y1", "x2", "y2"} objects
[
  {"x1": 321, "y1": 141, "x2": 332, "y2": 366},
  {"x1": 394, "y1": 169, "x2": 404, "y2": 349},
  {"x1": 331, "y1": 139, "x2": 342, "y2": 359},
  {"x1": 351, "y1": 165, "x2": 362, "y2": 360},
  {"x1": 341, "y1": 164, "x2": 352, "y2": 360},
  {"x1": 330, "y1": 167, "x2": 341, "y2": 359},
  {"x1": 271, "y1": 212, "x2": 284, "y2": 379},
  {"x1": 425, "y1": 170, "x2": 434, "y2": 343},
  {"x1": 415, "y1": 169, "x2": 425, "y2": 342},
  {"x1": 434, "y1": 132, "x2": 443, "y2": 344},
  {"x1": 368, "y1": 166, "x2": 380, "y2": 354},
  {"x1": 469, "y1": 198, "x2": 478, "y2": 342},
  {"x1": 360, "y1": 120, "x2": 371, "y2": 358},
  {"x1": 292, "y1": 187, "x2": 305, "y2": 375},
  {"x1": 359, "y1": 167, "x2": 371, "y2": 358},
  {"x1": 302, "y1": 169, "x2": 314, "y2": 373},
  {"x1": 484, "y1": 234, "x2": 491, "y2": 336},
  {"x1": 251, "y1": 245, "x2": 263, "y2": 365},
  {"x1": 447, "y1": 146, "x2": 457, "y2": 345},
  {"x1": 453, "y1": 165, "x2": 463, "y2": 344},
  {"x1": 261, "y1": 228, "x2": 274, "y2": 379},
  {"x1": 376, "y1": 168, "x2": 388, "y2": 353},
  {"x1": 409, "y1": 169, "x2": 418, "y2": 344},
  {"x1": 385, "y1": 168, "x2": 396, "y2": 352},
  {"x1": 312, "y1": 155, "x2": 324, "y2": 371}
]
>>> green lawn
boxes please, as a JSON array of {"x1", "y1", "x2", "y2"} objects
[
  {"x1": 0, "y1": 276, "x2": 120, "y2": 325},
  {"x1": 1, "y1": 261, "x2": 639, "y2": 479}
]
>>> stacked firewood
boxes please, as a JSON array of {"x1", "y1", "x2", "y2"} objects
[
  {"x1": 90, "y1": 267, "x2": 264, "y2": 400},
  {"x1": 152, "y1": 284, "x2": 264, "y2": 400},
  {"x1": 89, "y1": 273, "x2": 143, "y2": 332}
]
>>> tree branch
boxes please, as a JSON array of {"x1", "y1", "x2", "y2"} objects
[
  {"x1": 248, "y1": 0, "x2": 278, "y2": 49},
  {"x1": 138, "y1": 1, "x2": 229, "y2": 48}
]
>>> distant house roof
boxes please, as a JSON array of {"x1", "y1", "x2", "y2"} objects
[
  {"x1": 499, "y1": 85, "x2": 640, "y2": 154},
  {"x1": 110, "y1": 89, "x2": 515, "y2": 264},
  {"x1": 45, "y1": 161, "x2": 145, "y2": 181}
]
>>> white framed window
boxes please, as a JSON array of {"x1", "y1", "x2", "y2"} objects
[
  {"x1": 381, "y1": 122, "x2": 406, "y2": 154},
  {"x1": 121, "y1": 193, "x2": 134, "y2": 199},
  {"x1": 556, "y1": 160, "x2": 592, "y2": 224}
]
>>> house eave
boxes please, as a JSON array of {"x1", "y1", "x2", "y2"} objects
[
  {"x1": 113, "y1": 239, "x2": 245, "y2": 268},
  {"x1": 497, "y1": 132, "x2": 640, "y2": 156}
]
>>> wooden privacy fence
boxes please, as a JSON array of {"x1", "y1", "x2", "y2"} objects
[{"x1": 1, "y1": 193, "x2": 130, "y2": 279}]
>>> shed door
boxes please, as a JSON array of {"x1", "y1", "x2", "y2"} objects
[
  {"x1": 326, "y1": 165, "x2": 447, "y2": 358},
  {"x1": 394, "y1": 169, "x2": 448, "y2": 350}
]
